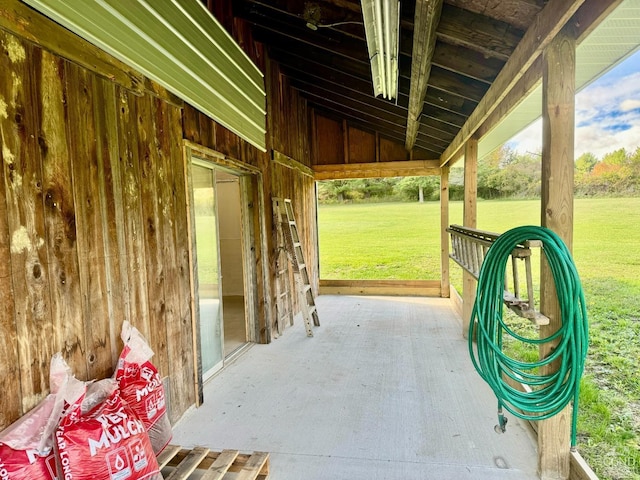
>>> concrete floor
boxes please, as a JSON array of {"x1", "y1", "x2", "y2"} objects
[{"x1": 172, "y1": 295, "x2": 539, "y2": 480}]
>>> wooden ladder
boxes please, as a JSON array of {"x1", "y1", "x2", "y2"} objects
[
  {"x1": 273, "y1": 198, "x2": 320, "y2": 337},
  {"x1": 272, "y1": 198, "x2": 295, "y2": 336}
]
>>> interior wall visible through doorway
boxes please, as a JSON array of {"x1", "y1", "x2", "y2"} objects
[{"x1": 216, "y1": 170, "x2": 248, "y2": 356}]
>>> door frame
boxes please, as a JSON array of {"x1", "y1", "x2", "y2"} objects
[{"x1": 183, "y1": 141, "x2": 271, "y2": 406}]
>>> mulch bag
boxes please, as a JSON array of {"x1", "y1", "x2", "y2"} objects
[
  {"x1": 54, "y1": 379, "x2": 162, "y2": 480},
  {"x1": 0, "y1": 353, "x2": 82, "y2": 479},
  {"x1": 0, "y1": 399, "x2": 58, "y2": 479},
  {"x1": 115, "y1": 321, "x2": 172, "y2": 454}
]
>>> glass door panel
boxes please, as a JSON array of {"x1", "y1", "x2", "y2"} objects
[{"x1": 191, "y1": 163, "x2": 224, "y2": 379}]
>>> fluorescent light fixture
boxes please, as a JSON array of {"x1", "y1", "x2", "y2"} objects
[{"x1": 361, "y1": 0, "x2": 400, "y2": 100}]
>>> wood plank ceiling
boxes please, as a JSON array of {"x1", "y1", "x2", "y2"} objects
[{"x1": 230, "y1": 0, "x2": 547, "y2": 159}]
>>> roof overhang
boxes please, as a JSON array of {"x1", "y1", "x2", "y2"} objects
[{"x1": 478, "y1": 0, "x2": 640, "y2": 160}]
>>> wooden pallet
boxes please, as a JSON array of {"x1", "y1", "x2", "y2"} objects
[{"x1": 158, "y1": 445, "x2": 270, "y2": 480}]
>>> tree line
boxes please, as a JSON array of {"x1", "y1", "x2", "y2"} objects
[{"x1": 317, "y1": 146, "x2": 640, "y2": 203}]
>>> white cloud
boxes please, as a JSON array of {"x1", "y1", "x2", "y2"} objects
[
  {"x1": 620, "y1": 99, "x2": 640, "y2": 112},
  {"x1": 509, "y1": 66, "x2": 640, "y2": 159}
]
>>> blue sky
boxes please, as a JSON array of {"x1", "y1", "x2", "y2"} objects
[{"x1": 509, "y1": 49, "x2": 640, "y2": 159}]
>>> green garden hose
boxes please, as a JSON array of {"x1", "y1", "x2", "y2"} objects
[{"x1": 468, "y1": 225, "x2": 589, "y2": 447}]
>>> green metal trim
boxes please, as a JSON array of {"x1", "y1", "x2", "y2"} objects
[{"x1": 24, "y1": 0, "x2": 267, "y2": 151}]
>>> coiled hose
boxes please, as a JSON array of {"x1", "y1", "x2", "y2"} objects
[{"x1": 468, "y1": 225, "x2": 588, "y2": 447}]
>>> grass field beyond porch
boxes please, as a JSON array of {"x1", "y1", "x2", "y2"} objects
[{"x1": 318, "y1": 197, "x2": 640, "y2": 480}]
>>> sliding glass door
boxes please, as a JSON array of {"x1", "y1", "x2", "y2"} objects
[{"x1": 191, "y1": 162, "x2": 224, "y2": 379}]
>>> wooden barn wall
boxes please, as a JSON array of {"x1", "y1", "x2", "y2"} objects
[
  {"x1": 312, "y1": 112, "x2": 439, "y2": 165},
  {"x1": 265, "y1": 58, "x2": 318, "y2": 333},
  {"x1": 181, "y1": 54, "x2": 318, "y2": 338},
  {"x1": 180, "y1": 8, "x2": 318, "y2": 338},
  {"x1": 0, "y1": 28, "x2": 194, "y2": 428},
  {"x1": 0, "y1": 2, "x2": 319, "y2": 429}
]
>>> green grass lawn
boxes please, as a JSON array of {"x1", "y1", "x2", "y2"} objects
[{"x1": 318, "y1": 197, "x2": 640, "y2": 480}]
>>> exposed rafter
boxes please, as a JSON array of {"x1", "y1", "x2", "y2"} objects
[
  {"x1": 405, "y1": 0, "x2": 443, "y2": 150},
  {"x1": 231, "y1": 0, "x2": 625, "y2": 163}
]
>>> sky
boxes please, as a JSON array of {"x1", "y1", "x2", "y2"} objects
[{"x1": 508, "y1": 48, "x2": 640, "y2": 159}]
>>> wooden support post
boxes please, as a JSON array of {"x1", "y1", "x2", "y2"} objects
[
  {"x1": 462, "y1": 139, "x2": 478, "y2": 338},
  {"x1": 343, "y1": 120, "x2": 350, "y2": 164},
  {"x1": 538, "y1": 27, "x2": 576, "y2": 480},
  {"x1": 440, "y1": 167, "x2": 450, "y2": 298}
]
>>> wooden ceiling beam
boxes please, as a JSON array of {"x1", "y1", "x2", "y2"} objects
[
  {"x1": 292, "y1": 80, "x2": 460, "y2": 142},
  {"x1": 439, "y1": 0, "x2": 589, "y2": 167},
  {"x1": 268, "y1": 43, "x2": 374, "y2": 83},
  {"x1": 445, "y1": 0, "x2": 545, "y2": 31},
  {"x1": 405, "y1": 0, "x2": 443, "y2": 151},
  {"x1": 258, "y1": 28, "x2": 415, "y2": 79},
  {"x1": 271, "y1": 51, "x2": 474, "y2": 142},
  {"x1": 436, "y1": 4, "x2": 524, "y2": 61},
  {"x1": 571, "y1": 0, "x2": 625, "y2": 42},
  {"x1": 302, "y1": 90, "x2": 452, "y2": 145},
  {"x1": 274, "y1": 50, "x2": 479, "y2": 125},
  {"x1": 238, "y1": 7, "x2": 369, "y2": 63},
  {"x1": 314, "y1": 160, "x2": 441, "y2": 180},
  {"x1": 317, "y1": 0, "x2": 361, "y2": 14},
  {"x1": 241, "y1": 0, "x2": 364, "y2": 37},
  {"x1": 428, "y1": 67, "x2": 489, "y2": 103},
  {"x1": 270, "y1": 50, "x2": 406, "y2": 98},
  {"x1": 289, "y1": 70, "x2": 468, "y2": 137},
  {"x1": 432, "y1": 42, "x2": 504, "y2": 84},
  {"x1": 296, "y1": 84, "x2": 409, "y2": 128},
  {"x1": 290, "y1": 78, "x2": 409, "y2": 121},
  {"x1": 424, "y1": 88, "x2": 478, "y2": 118}
]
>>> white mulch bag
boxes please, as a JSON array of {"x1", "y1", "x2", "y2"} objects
[
  {"x1": 115, "y1": 321, "x2": 172, "y2": 454},
  {"x1": 0, "y1": 353, "x2": 82, "y2": 479},
  {"x1": 54, "y1": 378, "x2": 162, "y2": 480}
]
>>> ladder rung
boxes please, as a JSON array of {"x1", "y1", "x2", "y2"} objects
[{"x1": 303, "y1": 285, "x2": 311, "y2": 293}]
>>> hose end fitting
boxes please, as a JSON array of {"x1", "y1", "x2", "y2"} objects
[{"x1": 494, "y1": 409, "x2": 508, "y2": 434}]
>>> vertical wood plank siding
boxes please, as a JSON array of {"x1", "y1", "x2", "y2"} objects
[
  {"x1": 0, "y1": 32, "x2": 23, "y2": 426},
  {"x1": 1, "y1": 37, "x2": 56, "y2": 413},
  {"x1": 0, "y1": 28, "x2": 195, "y2": 426},
  {"x1": 0, "y1": 6, "x2": 317, "y2": 428},
  {"x1": 63, "y1": 61, "x2": 101, "y2": 381}
]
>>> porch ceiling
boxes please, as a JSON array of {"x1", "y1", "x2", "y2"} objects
[{"x1": 229, "y1": 0, "x2": 625, "y2": 166}]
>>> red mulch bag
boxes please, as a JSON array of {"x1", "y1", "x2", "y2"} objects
[
  {"x1": 0, "y1": 353, "x2": 82, "y2": 479},
  {"x1": 115, "y1": 321, "x2": 172, "y2": 454},
  {"x1": 55, "y1": 379, "x2": 162, "y2": 480},
  {"x1": 0, "y1": 398, "x2": 58, "y2": 479}
]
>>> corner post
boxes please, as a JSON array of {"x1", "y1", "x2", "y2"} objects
[
  {"x1": 462, "y1": 139, "x2": 478, "y2": 338},
  {"x1": 539, "y1": 25, "x2": 576, "y2": 480},
  {"x1": 440, "y1": 166, "x2": 450, "y2": 297}
]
